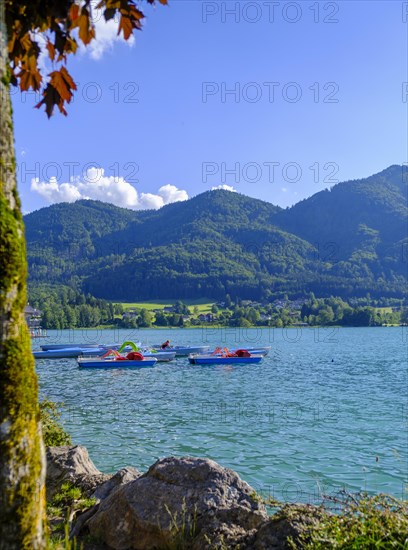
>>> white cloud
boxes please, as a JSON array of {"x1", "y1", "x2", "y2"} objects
[
  {"x1": 137, "y1": 185, "x2": 188, "y2": 210},
  {"x1": 89, "y1": 14, "x2": 135, "y2": 60},
  {"x1": 211, "y1": 185, "x2": 237, "y2": 192},
  {"x1": 31, "y1": 168, "x2": 188, "y2": 211},
  {"x1": 157, "y1": 184, "x2": 189, "y2": 203}
]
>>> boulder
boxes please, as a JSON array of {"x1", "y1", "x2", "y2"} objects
[
  {"x1": 247, "y1": 504, "x2": 327, "y2": 549},
  {"x1": 70, "y1": 467, "x2": 143, "y2": 541},
  {"x1": 84, "y1": 456, "x2": 268, "y2": 549},
  {"x1": 46, "y1": 445, "x2": 110, "y2": 500},
  {"x1": 93, "y1": 467, "x2": 142, "y2": 501}
]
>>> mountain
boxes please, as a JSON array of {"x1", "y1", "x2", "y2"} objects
[
  {"x1": 275, "y1": 165, "x2": 407, "y2": 258},
  {"x1": 24, "y1": 166, "x2": 408, "y2": 301}
]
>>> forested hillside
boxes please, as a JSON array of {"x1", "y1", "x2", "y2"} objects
[{"x1": 25, "y1": 165, "x2": 408, "y2": 302}]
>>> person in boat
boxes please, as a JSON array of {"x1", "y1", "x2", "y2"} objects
[{"x1": 161, "y1": 340, "x2": 170, "y2": 349}]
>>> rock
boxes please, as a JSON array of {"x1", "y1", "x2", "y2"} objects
[
  {"x1": 70, "y1": 468, "x2": 139, "y2": 544},
  {"x1": 93, "y1": 467, "x2": 142, "y2": 501},
  {"x1": 84, "y1": 456, "x2": 268, "y2": 549},
  {"x1": 46, "y1": 445, "x2": 110, "y2": 500},
  {"x1": 247, "y1": 504, "x2": 327, "y2": 549}
]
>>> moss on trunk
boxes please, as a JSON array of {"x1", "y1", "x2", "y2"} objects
[{"x1": 0, "y1": 1, "x2": 45, "y2": 547}]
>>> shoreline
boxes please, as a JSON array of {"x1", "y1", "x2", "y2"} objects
[
  {"x1": 35, "y1": 324, "x2": 403, "y2": 332},
  {"x1": 46, "y1": 443, "x2": 408, "y2": 549}
]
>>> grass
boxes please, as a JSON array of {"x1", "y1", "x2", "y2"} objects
[
  {"x1": 40, "y1": 399, "x2": 72, "y2": 447},
  {"x1": 47, "y1": 522, "x2": 80, "y2": 550},
  {"x1": 47, "y1": 482, "x2": 97, "y2": 550},
  {"x1": 286, "y1": 493, "x2": 408, "y2": 549},
  {"x1": 117, "y1": 299, "x2": 216, "y2": 314},
  {"x1": 47, "y1": 482, "x2": 97, "y2": 516},
  {"x1": 160, "y1": 500, "x2": 198, "y2": 550}
]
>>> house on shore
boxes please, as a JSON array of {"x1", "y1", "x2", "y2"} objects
[
  {"x1": 198, "y1": 313, "x2": 218, "y2": 323},
  {"x1": 24, "y1": 305, "x2": 45, "y2": 337}
]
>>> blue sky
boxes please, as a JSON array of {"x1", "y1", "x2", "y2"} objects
[{"x1": 12, "y1": 0, "x2": 407, "y2": 212}]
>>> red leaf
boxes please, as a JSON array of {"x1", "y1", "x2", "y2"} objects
[{"x1": 70, "y1": 4, "x2": 80, "y2": 21}]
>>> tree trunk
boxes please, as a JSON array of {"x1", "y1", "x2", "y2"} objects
[{"x1": 0, "y1": 1, "x2": 46, "y2": 548}]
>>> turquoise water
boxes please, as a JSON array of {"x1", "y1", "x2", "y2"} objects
[{"x1": 34, "y1": 326, "x2": 408, "y2": 504}]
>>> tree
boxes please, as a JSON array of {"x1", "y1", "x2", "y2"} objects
[
  {"x1": 317, "y1": 306, "x2": 334, "y2": 325},
  {"x1": 0, "y1": 0, "x2": 166, "y2": 547},
  {"x1": 154, "y1": 311, "x2": 168, "y2": 326},
  {"x1": 138, "y1": 308, "x2": 152, "y2": 327}
]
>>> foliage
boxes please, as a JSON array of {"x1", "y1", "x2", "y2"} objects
[
  {"x1": 46, "y1": 521, "x2": 80, "y2": 550},
  {"x1": 6, "y1": 0, "x2": 167, "y2": 117},
  {"x1": 289, "y1": 493, "x2": 408, "y2": 549},
  {"x1": 29, "y1": 284, "x2": 118, "y2": 329},
  {"x1": 49, "y1": 482, "x2": 96, "y2": 512},
  {"x1": 300, "y1": 295, "x2": 402, "y2": 327},
  {"x1": 24, "y1": 167, "x2": 408, "y2": 302},
  {"x1": 39, "y1": 400, "x2": 71, "y2": 447},
  {"x1": 161, "y1": 501, "x2": 198, "y2": 550},
  {"x1": 47, "y1": 483, "x2": 96, "y2": 550}
]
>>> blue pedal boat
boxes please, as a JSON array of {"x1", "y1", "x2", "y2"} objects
[
  {"x1": 77, "y1": 356, "x2": 158, "y2": 368},
  {"x1": 34, "y1": 347, "x2": 109, "y2": 359},
  {"x1": 41, "y1": 343, "x2": 113, "y2": 351},
  {"x1": 188, "y1": 353, "x2": 263, "y2": 365},
  {"x1": 152, "y1": 345, "x2": 210, "y2": 356}
]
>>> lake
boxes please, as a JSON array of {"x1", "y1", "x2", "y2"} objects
[{"x1": 34, "y1": 326, "x2": 407, "y2": 504}]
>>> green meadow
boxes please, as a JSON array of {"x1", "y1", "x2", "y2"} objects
[{"x1": 117, "y1": 299, "x2": 216, "y2": 314}]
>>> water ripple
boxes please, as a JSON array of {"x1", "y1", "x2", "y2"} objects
[{"x1": 36, "y1": 327, "x2": 407, "y2": 503}]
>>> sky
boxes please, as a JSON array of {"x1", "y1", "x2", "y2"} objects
[{"x1": 11, "y1": 0, "x2": 408, "y2": 213}]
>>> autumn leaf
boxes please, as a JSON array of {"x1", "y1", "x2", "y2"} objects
[
  {"x1": 104, "y1": 8, "x2": 116, "y2": 21},
  {"x1": 64, "y1": 36, "x2": 78, "y2": 55},
  {"x1": 130, "y1": 5, "x2": 144, "y2": 21},
  {"x1": 118, "y1": 5, "x2": 144, "y2": 39},
  {"x1": 49, "y1": 67, "x2": 77, "y2": 102},
  {"x1": 98, "y1": 0, "x2": 121, "y2": 9},
  {"x1": 18, "y1": 70, "x2": 34, "y2": 91},
  {"x1": 35, "y1": 84, "x2": 67, "y2": 117},
  {"x1": 22, "y1": 68, "x2": 42, "y2": 91},
  {"x1": 77, "y1": 12, "x2": 96, "y2": 45},
  {"x1": 7, "y1": 0, "x2": 166, "y2": 116},
  {"x1": 46, "y1": 40, "x2": 56, "y2": 61},
  {"x1": 17, "y1": 52, "x2": 42, "y2": 91},
  {"x1": 35, "y1": 67, "x2": 76, "y2": 117},
  {"x1": 54, "y1": 27, "x2": 67, "y2": 55},
  {"x1": 59, "y1": 66, "x2": 77, "y2": 92},
  {"x1": 69, "y1": 4, "x2": 80, "y2": 22},
  {"x1": 118, "y1": 14, "x2": 133, "y2": 39},
  {"x1": 20, "y1": 33, "x2": 32, "y2": 52}
]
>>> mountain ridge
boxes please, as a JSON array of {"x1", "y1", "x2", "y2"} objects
[{"x1": 25, "y1": 165, "x2": 408, "y2": 301}]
